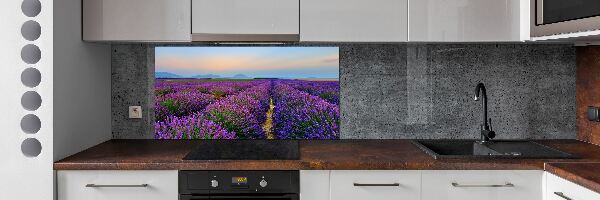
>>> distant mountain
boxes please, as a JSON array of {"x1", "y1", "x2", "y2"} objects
[
  {"x1": 231, "y1": 74, "x2": 250, "y2": 79},
  {"x1": 155, "y1": 72, "x2": 182, "y2": 78},
  {"x1": 191, "y1": 74, "x2": 221, "y2": 79}
]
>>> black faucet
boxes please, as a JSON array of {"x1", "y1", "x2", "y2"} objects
[{"x1": 474, "y1": 83, "x2": 495, "y2": 143}]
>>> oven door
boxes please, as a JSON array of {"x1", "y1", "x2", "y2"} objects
[
  {"x1": 533, "y1": 0, "x2": 600, "y2": 37},
  {"x1": 180, "y1": 194, "x2": 299, "y2": 200}
]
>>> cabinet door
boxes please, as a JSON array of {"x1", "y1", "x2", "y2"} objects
[
  {"x1": 409, "y1": 0, "x2": 528, "y2": 42},
  {"x1": 422, "y1": 170, "x2": 543, "y2": 200},
  {"x1": 546, "y1": 172, "x2": 600, "y2": 200},
  {"x1": 57, "y1": 170, "x2": 178, "y2": 200},
  {"x1": 330, "y1": 170, "x2": 420, "y2": 200},
  {"x1": 300, "y1": 171, "x2": 330, "y2": 200},
  {"x1": 82, "y1": 0, "x2": 191, "y2": 41},
  {"x1": 300, "y1": 0, "x2": 408, "y2": 42},
  {"x1": 191, "y1": 0, "x2": 299, "y2": 40}
]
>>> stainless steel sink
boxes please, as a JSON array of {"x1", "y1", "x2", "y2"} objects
[{"x1": 411, "y1": 140, "x2": 577, "y2": 159}]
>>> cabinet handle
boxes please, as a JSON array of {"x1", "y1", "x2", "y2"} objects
[
  {"x1": 85, "y1": 184, "x2": 149, "y2": 188},
  {"x1": 554, "y1": 192, "x2": 573, "y2": 200},
  {"x1": 451, "y1": 182, "x2": 514, "y2": 188},
  {"x1": 353, "y1": 183, "x2": 400, "y2": 187}
]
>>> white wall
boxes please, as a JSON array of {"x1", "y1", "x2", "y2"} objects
[
  {"x1": 1, "y1": 0, "x2": 110, "y2": 199},
  {"x1": 0, "y1": 0, "x2": 54, "y2": 199},
  {"x1": 53, "y1": 0, "x2": 112, "y2": 161}
]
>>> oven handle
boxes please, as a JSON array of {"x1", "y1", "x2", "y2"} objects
[
  {"x1": 180, "y1": 194, "x2": 298, "y2": 200},
  {"x1": 85, "y1": 184, "x2": 149, "y2": 188}
]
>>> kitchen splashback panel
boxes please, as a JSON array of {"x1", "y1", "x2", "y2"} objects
[{"x1": 112, "y1": 44, "x2": 576, "y2": 140}]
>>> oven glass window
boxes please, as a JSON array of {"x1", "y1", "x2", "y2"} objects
[{"x1": 541, "y1": 0, "x2": 600, "y2": 25}]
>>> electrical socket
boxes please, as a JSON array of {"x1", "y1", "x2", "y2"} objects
[
  {"x1": 588, "y1": 106, "x2": 600, "y2": 122},
  {"x1": 129, "y1": 106, "x2": 142, "y2": 119}
]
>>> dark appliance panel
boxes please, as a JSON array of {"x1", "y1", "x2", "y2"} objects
[
  {"x1": 183, "y1": 140, "x2": 300, "y2": 160},
  {"x1": 538, "y1": 0, "x2": 600, "y2": 25},
  {"x1": 179, "y1": 170, "x2": 299, "y2": 200}
]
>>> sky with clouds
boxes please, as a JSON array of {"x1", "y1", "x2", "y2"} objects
[{"x1": 155, "y1": 47, "x2": 339, "y2": 79}]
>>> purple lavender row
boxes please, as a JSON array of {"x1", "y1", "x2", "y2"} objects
[
  {"x1": 156, "y1": 79, "x2": 256, "y2": 98},
  {"x1": 154, "y1": 80, "x2": 271, "y2": 139},
  {"x1": 284, "y1": 80, "x2": 340, "y2": 105},
  {"x1": 155, "y1": 92, "x2": 216, "y2": 122},
  {"x1": 203, "y1": 81, "x2": 271, "y2": 139},
  {"x1": 154, "y1": 113, "x2": 236, "y2": 139},
  {"x1": 154, "y1": 80, "x2": 266, "y2": 121},
  {"x1": 272, "y1": 81, "x2": 340, "y2": 139}
]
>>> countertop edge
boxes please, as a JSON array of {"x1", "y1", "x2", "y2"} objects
[
  {"x1": 53, "y1": 161, "x2": 544, "y2": 171},
  {"x1": 545, "y1": 162, "x2": 600, "y2": 194}
]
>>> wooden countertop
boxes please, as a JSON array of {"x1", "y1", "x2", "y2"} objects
[
  {"x1": 54, "y1": 139, "x2": 600, "y2": 171},
  {"x1": 54, "y1": 139, "x2": 600, "y2": 193},
  {"x1": 545, "y1": 162, "x2": 600, "y2": 194}
]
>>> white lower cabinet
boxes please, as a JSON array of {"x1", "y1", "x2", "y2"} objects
[
  {"x1": 421, "y1": 170, "x2": 543, "y2": 200},
  {"x1": 546, "y1": 172, "x2": 600, "y2": 200},
  {"x1": 56, "y1": 170, "x2": 600, "y2": 200},
  {"x1": 329, "y1": 170, "x2": 421, "y2": 200},
  {"x1": 57, "y1": 170, "x2": 178, "y2": 200},
  {"x1": 300, "y1": 170, "x2": 331, "y2": 200},
  {"x1": 301, "y1": 170, "x2": 545, "y2": 200}
]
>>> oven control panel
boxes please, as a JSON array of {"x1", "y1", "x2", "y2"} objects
[
  {"x1": 231, "y1": 176, "x2": 249, "y2": 188},
  {"x1": 179, "y1": 171, "x2": 299, "y2": 194},
  {"x1": 259, "y1": 178, "x2": 268, "y2": 187}
]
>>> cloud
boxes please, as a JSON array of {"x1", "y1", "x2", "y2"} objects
[{"x1": 321, "y1": 53, "x2": 340, "y2": 64}]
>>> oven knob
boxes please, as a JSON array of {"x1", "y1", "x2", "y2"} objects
[
  {"x1": 210, "y1": 179, "x2": 219, "y2": 188},
  {"x1": 259, "y1": 179, "x2": 268, "y2": 188}
]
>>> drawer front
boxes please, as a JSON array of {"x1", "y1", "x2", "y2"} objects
[
  {"x1": 422, "y1": 170, "x2": 543, "y2": 200},
  {"x1": 57, "y1": 170, "x2": 178, "y2": 200},
  {"x1": 546, "y1": 172, "x2": 600, "y2": 200},
  {"x1": 330, "y1": 170, "x2": 420, "y2": 200}
]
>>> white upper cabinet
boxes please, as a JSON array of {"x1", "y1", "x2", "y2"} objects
[
  {"x1": 191, "y1": 0, "x2": 300, "y2": 41},
  {"x1": 300, "y1": 0, "x2": 408, "y2": 42},
  {"x1": 408, "y1": 0, "x2": 530, "y2": 42},
  {"x1": 80, "y1": 0, "x2": 533, "y2": 42},
  {"x1": 82, "y1": 0, "x2": 191, "y2": 42}
]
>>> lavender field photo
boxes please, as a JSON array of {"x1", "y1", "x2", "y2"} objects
[{"x1": 154, "y1": 47, "x2": 339, "y2": 139}]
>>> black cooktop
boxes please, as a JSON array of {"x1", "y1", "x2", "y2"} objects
[{"x1": 183, "y1": 140, "x2": 300, "y2": 160}]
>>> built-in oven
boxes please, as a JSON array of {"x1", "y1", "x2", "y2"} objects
[
  {"x1": 532, "y1": 0, "x2": 600, "y2": 37},
  {"x1": 180, "y1": 194, "x2": 298, "y2": 200},
  {"x1": 179, "y1": 171, "x2": 299, "y2": 200}
]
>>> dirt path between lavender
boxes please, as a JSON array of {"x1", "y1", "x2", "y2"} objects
[{"x1": 262, "y1": 98, "x2": 276, "y2": 139}]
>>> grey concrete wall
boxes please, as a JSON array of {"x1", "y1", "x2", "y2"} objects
[
  {"x1": 112, "y1": 44, "x2": 576, "y2": 139},
  {"x1": 112, "y1": 44, "x2": 155, "y2": 139},
  {"x1": 341, "y1": 44, "x2": 575, "y2": 139}
]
